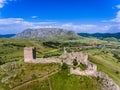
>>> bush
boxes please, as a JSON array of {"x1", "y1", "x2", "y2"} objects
[
  {"x1": 61, "y1": 63, "x2": 68, "y2": 70},
  {"x1": 115, "y1": 71, "x2": 119, "y2": 74},
  {"x1": 73, "y1": 59, "x2": 78, "y2": 66},
  {"x1": 43, "y1": 52, "x2": 61, "y2": 58},
  {"x1": 31, "y1": 74, "x2": 37, "y2": 79},
  {"x1": 79, "y1": 63, "x2": 87, "y2": 70},
  {"x1": 66, "y1": 48, "x2": 72, "y2": 53},
  {"x1": 113, "y1": 53, "x2": 120, "y2": 62}
]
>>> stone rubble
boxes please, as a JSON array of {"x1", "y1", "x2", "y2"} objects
[{"x1": 23, "y1": 47, "x2": 120, "y2": 90}]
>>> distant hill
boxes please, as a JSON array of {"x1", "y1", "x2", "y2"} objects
[
  {"x1": 0, "y1": 34, "x2": 16, "y2": 38},
  {"x1": 13, "y1": 28, "x2": 80, "y2": 40},
  {"x1": 78, "y1": 33, "x2": 120, "y2": 39}
]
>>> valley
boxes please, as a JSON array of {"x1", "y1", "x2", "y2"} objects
[
  {"x1": 1, "y1": 0, "x2": 120, "y2": 90},
  {"x1": 0, "y1": 30, "x2": 120, "y2": 90}
]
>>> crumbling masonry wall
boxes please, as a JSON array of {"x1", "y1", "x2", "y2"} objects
[
  {"x1": 24, "y1": 47, "x2": 61, "y2": 63},
  {"x1": 24, "y1": 47, "x2": 120, "y2": 90},
  {"x1": 24, "y1": 47, "x2": 36, "y2": 62}
]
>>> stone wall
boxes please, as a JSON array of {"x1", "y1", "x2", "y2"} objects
[
  {"x1": 24, "y1": 47, "x2": 89, "y2": 65},
  {"x1": 70, "y1": 66, "x2": 120, "y2": 90},
  {"x1": 28, "y1": 58, "x2": 62, "y2": 64},
  {"x1": 24, "y1": 47, "x2": 36, "y2": 62},
  {"x1": 70, "y1": 61, "x2": 97, "y2": 76},
  {"x1": 61, "y1": 52, "x2": 88, "y2": 65},
  {"x1": 23, "y1": 47, "x2": 120, "y2": 90}
]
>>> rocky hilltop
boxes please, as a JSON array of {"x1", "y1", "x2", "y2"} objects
[{"x1": 13, "y1": 28, "x2": 79, "y2": 40}]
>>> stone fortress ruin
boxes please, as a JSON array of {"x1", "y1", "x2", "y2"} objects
[
  {"x1": 24, "y1": 47, "x2": 97, "y2": 76},
  {"x1": 24, "y1": 47, "x2": 36, "y2": 62},
  {"x1": 24, "y1": 47, "x2": 120, "y2": 90}
]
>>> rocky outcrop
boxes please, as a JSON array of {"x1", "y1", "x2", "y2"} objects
[
  {"x1": 95, "y1": 72, "x2": 120, "y2": 90},
  {"x1": 13, "y1": 28, "x2": 78, "y2": 40},
  {"x1": 70, "y1": 66, "x2": 120, "y2": 90}
]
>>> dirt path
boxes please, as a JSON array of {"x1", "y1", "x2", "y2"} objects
[
  {"x1": 12, "y1": 70, "x2": 60, "y2": 90},
  {"x1": 48, "y1": 78, "x2": 52, "y2": 90}
]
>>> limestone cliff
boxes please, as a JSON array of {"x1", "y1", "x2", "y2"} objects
[{"x1": 13, "y1": 28, "x2": 79, "y2": 40}]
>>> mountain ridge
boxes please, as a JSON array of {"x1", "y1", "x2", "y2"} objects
[
  {"x1": 78, "y1": 32, "x2": 120, "y2": 39},
  {"x1": 13, "y1": 28, "x2": 80, "y2": 40}
]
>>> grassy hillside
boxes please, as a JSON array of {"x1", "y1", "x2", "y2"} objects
[
  {"x1": 0, "y1": 38, "x2": 60, "y2": 64},
  {"x1": 15, "y1": 69, "x2": 101, "y2": 90},
  {"x1": 49, "y1": 69, "x2": 101, "y2": 90},
  {"x1": 0, "y1": 38, "x2": 120, "y2": 90},
  {"x1": 82, "y1": 48, "x2": 120, "y2": 86}
]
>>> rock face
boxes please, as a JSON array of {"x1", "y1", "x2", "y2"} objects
[
  {"x1": 95, "y1": 72, "x2": 120, "y2": 90},
  {"x1": 13, "y1": 28, "x2": 78, "y2": 39}
]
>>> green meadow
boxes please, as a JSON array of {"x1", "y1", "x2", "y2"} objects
[{"x1": 0, "y1": 38, "x2": 120, "y2": 90}]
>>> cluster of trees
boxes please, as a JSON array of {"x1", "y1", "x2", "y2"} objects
[
  {"x1": 43, "y1": 52, "x2": 62, "y2": 58},
  {"x1": 73, "y1": 59, "x2": 78, "y2": 66},
  {"x1": 3, "y1": 43, "x2": 26, "y2": 47},
  {"x1": 43, "y1": 41, "x2": 61, "y2": 48},
  {"x1": 0, "y1": 60, "x2": 5, "y2": 65},
  {"x1": 61, "y1": 63, "x2": 68, "y2": 70},
  {"x1": 43, "y1": 41, "x2": 89, "y2": 48},
  {"x1": 78, "y1": 33, "x2": 120, "y2": 39},
  {"x1": 113, "y1": 52, "x2": 120, "y2": 62}
]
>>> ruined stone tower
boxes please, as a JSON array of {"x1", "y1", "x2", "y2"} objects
[{"x1": 24, "y1": 47, "x2": 36, "y2": 62}]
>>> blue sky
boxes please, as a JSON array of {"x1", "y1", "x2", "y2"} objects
[{"x1": 0, "y1": 0, "x2": 120, "y2": 34}]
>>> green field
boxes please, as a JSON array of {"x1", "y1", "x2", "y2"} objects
[
  {"x1": 82, "y1": 48, "x2": 120, "y2": 86},
  {"x1": 14, "y1": 69, "x2": 101, "y2": 90},
  {"x1": 0, "y1": 38, "x2": 120, "y2": 90}
]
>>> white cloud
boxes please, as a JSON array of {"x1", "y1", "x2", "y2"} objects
[
  {"x1": 0, "y1": 0, "x2": 7, "y2": 8},
  {"x1": 0, "y1": 18, "x2": 32, "y2": 34},
  {"x1": 105, "y1": 4, "x2": 120, "y2": 22},
  {"x1": 0, "y1": 18, "x2": 57, "y2": 34},
  {"x1": 110, "y1": 11, "x2": 120, "y2": 22},
  {"x1": 106, "y1": 24, "x2": 120, "y2": 33},
  {"x1": 56, "y1": 23, "x2": 109, "y2": 33},
  {"x1": 0, "y1": 0, "x2": 16, "y2": 8},
  {"x1": 116, "y1": 4, "x2": 120, "y2": 9},
  {"x1": 0, "y1": 18, "x2": 119, "y2": 34},
  {"x1": 31, "y1": 16, "x2": 38, "y2": 19}
]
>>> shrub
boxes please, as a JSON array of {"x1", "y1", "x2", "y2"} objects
[
  {"x1": 96, "y1": 76, "x2": 100, "y2": 81},
  {"x1": 61, "y1": 63, "x2": 68, "y2": 70},
  {"x1": 115, "y1": 71, "x2": 119, "y2": 74},
  {"x1": 73, "y1": 59, "x2": 78, "y2": 66},
  {"x1": 79, "y1": 63, "x2": 87, "y2": 70},
  {"x1": 31, "y1": 74, "x2": 37, "y2": 79}
]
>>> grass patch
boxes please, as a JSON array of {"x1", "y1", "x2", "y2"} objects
[
  {"x1": 79, "y1": 63, "x2": 87, "y2": 70},
  {"x1": 0, "y1": 62, "x2": 60, "y2": 89},
  {"x1": 49, "y1": 69, "x2": 101, "y2": 90},
  {"x1": 86, "y1": 49, "x2": 120, "y2": 87},
  {"x1": 15, "y1": 79, "x2": 49, "y2": 90}
]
